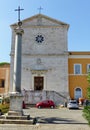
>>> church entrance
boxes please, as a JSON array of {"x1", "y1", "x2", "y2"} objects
[{"x1": 34, "y1": 76, "x2": 44, "y2": 90}]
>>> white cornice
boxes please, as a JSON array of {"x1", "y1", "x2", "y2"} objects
[
  {"x1": 69, "y1": 55, "x2": 90, "y2": 58},
  {"x1": 68, "y1": 74, "x2": 88, "y2": 76}
]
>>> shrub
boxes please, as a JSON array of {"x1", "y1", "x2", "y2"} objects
[
  {"x1": 83, "y1": 105, "x2": 90, "y2": 125},
  {"x1": 0, "y1": 103, "x2": 10, "y2": 114},
  {"x1": 83, "y1": 71, "x2": 90, "y2": 126}
]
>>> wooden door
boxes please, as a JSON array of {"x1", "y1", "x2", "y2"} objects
[{"x1": 34, "y1": 76, "x2": 44, "y2": 90}]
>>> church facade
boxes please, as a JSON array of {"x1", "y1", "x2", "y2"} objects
[
  {"x1": 10, "y1": 14, "x2": 90, "y2": 104},
  {"x1": 10, "y1": 14, "x2": 69, "y2": 103}
]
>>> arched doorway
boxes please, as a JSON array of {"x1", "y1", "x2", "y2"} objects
[{"x1": 74, "y1": 87, "x2": 82, "y2": 99}]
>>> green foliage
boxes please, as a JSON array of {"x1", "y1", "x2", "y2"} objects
[
  {"x1": 0, "y1": 97, "x2": 10, "y2": 114},
  {"x1": 83, "y1": 71, "x2": 90, "y2": 126},
  {"x1": 87, "y1": 87, "x2": 90, "y2": 99},
  {"x1": 83, "y1": 106, "x2": 90, "y2": 125},
  {"x1": 0, "y1": 62, "x2": 10, "y2": 66},
  {"x1": 87, "y1": 71, "x2": 90, "y2": 100},
  {"x1": 2, "y1": 97, "x2": 10, "y2": 104},
  {"x1": 0, "y1": 104, "x2": 9, "y2": 113}
]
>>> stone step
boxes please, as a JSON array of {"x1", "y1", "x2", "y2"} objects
[
  {"x1": 0, "y1": 119, "x2": 35, "y2": 125},
  {"x1": 0, "y1": 115, "x2": 37, "y2": 125},
  {"x1": 6, "y1": 115, "x2": 28, "y2": 120},
  {"x1": 8, "y1": 111, "x2": 23, "y2": 116},
  {"x1": 0, "y1": 115, "x2": 30, "y2": 120}
]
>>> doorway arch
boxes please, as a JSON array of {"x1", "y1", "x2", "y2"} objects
[{"x1": 74, "y1": 87, "x2": 82, "y2": 99}]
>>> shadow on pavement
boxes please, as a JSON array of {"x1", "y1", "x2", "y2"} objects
[{"x1": 36, "y1": 116, "x2": 88, "y2": 125}]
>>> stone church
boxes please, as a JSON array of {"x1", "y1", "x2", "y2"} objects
[{"x1": 10, "y1": 14, "x2": 69, "y2": 104}]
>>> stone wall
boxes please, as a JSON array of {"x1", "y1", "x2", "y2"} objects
[{"x1": 22, "y1": 90, "x2": 68, "y2": 106}]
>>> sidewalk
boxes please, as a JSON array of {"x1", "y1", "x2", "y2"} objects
[
  {"x1": 0, "y1": 108, "x2": 89, "y2": 130},
  {"x1": 0, "y1": 123, "x2": 89, "y2": 130}
]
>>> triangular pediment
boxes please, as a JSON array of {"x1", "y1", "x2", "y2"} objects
[{"x1": 11, "y1": 13, "x2": 69, "y2": 29}]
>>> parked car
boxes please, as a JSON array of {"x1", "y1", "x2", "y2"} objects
[
  {"x1": 67, "y1": 100, "x2": 79, "y2": 109},
  {"x1": 36, "y1": 100, "x2": 55, "y2": 108}
]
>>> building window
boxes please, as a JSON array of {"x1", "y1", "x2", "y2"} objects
[
  {"x1": 87, "y1": 64, "x2": 90, "y2": 73},
  {"x1": 74, "y1": 64, "x2": 82, "y2": 74},
  {"x1": 74, "y1": 87, "x2": 82, "y2": 99},
  {"x1": 0, "y1": 79, "x2": 5, "y2": 88}
]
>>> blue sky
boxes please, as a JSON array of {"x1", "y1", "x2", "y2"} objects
[{"x1": 0, "y1": 0, "x2": 90, "y2": 62}]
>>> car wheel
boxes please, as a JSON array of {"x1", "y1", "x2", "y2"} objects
[
  {"x1": 38, "y1": 106, "x2": 41, "y2": 109},
  {"x1": 50, "y1": 106, "x2": 54, "y2": 109}
]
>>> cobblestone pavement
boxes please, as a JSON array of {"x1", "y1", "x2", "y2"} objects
[{"x1": 0, "y1": 107, "x2": 90, "y2": 130}]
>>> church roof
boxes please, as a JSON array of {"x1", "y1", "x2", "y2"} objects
[{"x1": 11, "y1": 13, "x2": 69, "y2": 29}]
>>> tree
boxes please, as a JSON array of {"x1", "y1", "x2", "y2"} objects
[
  {"x1": 83, "y1": 71, "x2": 90, "y2": 126},
  {"x1": 0, "y1": 62, "x2": 10, "y2": 66}
]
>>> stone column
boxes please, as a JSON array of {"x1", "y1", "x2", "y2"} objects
[
  {"x1": 9, "y1": 25, "x2": 24, "y2": 116},
  {"x1": 13, "y1": 26, "x2": 24, "y2": 93}
]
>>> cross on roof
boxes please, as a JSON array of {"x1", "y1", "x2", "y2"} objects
[
  {"x1": 38, "y1": 6, "x2": 43, "y2": 14},
  {"x1": 15, "y1": 6, "x2": 24, "y2": 22}
]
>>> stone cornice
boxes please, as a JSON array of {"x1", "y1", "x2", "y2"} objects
[
  {"x1": 23, "y1": 24, "x2": 67, "y2": 29},
  {"x1": 10, "y1": 52, "x2": 68, "y2": 57},
  {"x1": 11, "y1": 25, "x2": 68, "y2": 30},
  {"x1": 10, "y1": 14, "x2": 69, "y2": 29},
  {"x1": 22, "y1": 53, "x2": 68, "y2": 56}
]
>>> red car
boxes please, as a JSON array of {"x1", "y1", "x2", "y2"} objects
[{"x1": 36, "y1": 100, "x2": 55, "y2": 108}]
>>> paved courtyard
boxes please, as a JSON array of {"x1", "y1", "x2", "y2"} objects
[{"x1": 0, "y1": 107, "x2": 90, "y2": 130}]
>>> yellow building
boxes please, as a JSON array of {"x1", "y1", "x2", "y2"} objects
[
  {"x1": 68, "y1": 52, "x2": 90, "y2": 100},
  {"x1": 0, "y1": 63, "x2": 10, "y2": 96}
]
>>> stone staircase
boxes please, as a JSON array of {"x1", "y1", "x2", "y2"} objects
[
  {"x1": 22, "y1": 90, "x2": 68, "y2": 106},
  {"x1": 0, "y1": 113, "x2": 37, "y2": 125}
]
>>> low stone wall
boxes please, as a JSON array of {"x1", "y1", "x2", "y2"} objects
[{"x1": 22, "y1": 90, "x2": 68, "y2": 106}]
